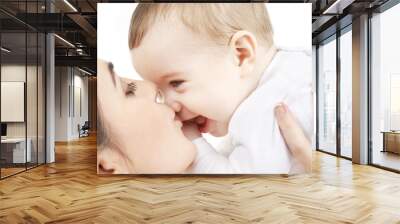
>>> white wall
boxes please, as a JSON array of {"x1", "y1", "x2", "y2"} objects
[
  {"x1": 55, "y1": 67, "x2": 69, "y2": 141},
  {"x1": 71, "y1": 73, "x2": 89, "y2": 138},
  {"x1": 75, "y1": 73, "x2": 89, "y2": 124},
  {"x1": 55, "y1": 67, "x2": 89, "y2": 141}
]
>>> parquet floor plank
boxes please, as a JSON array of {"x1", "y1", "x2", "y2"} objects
[{"x1": 0, "y1": 135, "x2": 399, "y2": 223}]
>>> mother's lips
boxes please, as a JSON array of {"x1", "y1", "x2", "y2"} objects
[
  {"x1": 174, "y1": 120, "x2": 183, "y2": 128},
  {"x1": 173, "y1": 115, "x2": 183, "y2": 128}
]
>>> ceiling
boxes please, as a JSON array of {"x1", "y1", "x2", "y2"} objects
[
  {"x1": 310, "y1": 0, "x2": 391, "y2": 44},
  {"x1": 0, "y1": 0, "x2": 102, "y2": 74}
]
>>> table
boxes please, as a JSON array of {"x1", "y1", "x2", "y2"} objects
[
  {"x1": 381, "y1": 131, "x2": 400, "y2": 154},
  {"x1": 1, "y1": 138, "x2": 31, "y2": 163}
]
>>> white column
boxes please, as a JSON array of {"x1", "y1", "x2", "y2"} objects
[
  {"x1": 352, "y1": 14, "x2": 369, "y2": 164},
  {"x1": 45, "y1": 1, "x2": 55, "y2": 163}
]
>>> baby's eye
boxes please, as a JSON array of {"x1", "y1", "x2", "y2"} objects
[
  {"x1": 155, "y1": 89, "x2": 165, "y2": 104},
  {"x1": 169, "y1": 80, "x2": 184, "y2": 88}
]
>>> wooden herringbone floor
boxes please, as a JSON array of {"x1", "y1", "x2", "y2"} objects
[{"x1": 1, "y1": 135, "x2": 400, "y2": 224}]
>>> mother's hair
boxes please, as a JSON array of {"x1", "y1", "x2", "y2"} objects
[{"x1": 97, "y1": 103, "x2": 110, "y2": 150}]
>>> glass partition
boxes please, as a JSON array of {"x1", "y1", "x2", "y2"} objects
[
  {"x1": 1, "y1": 30, "x2": 28, "y2": 177},
  {"x1": 0, "y1": 1, "x2": 46, "y2": 179}
]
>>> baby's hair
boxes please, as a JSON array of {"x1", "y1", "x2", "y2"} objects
[{"x1": 129, "y1": 3, "x2": 274, "y2": 49}]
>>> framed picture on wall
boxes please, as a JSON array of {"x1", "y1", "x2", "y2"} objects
[
  {"x1": 97, "y1": 3, "x2": 313, "y2": 175},
  {"x1": 1, "y1": 81, "x2": 25, "y2": 122}
]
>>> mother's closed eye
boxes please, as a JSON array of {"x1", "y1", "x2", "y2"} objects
[
  {"x1": 107, "y1": 62, "x2": 117, "y2": 87},
  {"x1": 119, "y1": 77, "x2": 138, "y2": 97},
  {"x1": 125, "y1": 82, "x2": 137, "y2": 96}
]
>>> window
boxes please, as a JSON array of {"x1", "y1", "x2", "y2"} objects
[
  {"x1": 340, "y1": 28, "x2": 352, "y2": 158},
  {"x1": 370, "y1": 2, "x2": 400, "y2": 171},
  {"x1": 390, "y1": 74, "x2": 400, "y2": 131},
  {"x1": 318, "y1": 36, "x2": 337, "y2": 154}
]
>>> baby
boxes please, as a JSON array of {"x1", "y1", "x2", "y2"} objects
[{"x1": 128, "y1": 3, "x2": 313, "y2": 174}]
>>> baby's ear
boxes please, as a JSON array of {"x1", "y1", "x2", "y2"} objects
[{"x1": 229, "y1": 30, "x2": 257, "y2": 68}]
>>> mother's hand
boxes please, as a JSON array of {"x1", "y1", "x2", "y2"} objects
[{"x1": 275, "y1": 103, "x2": 312, "y2": 172}]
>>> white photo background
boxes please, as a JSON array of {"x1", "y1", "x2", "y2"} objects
[{"x1": 97, "y1": 3, "x2": 311, "y2": 150}]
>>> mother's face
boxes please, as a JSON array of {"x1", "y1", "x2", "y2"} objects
[{"x1": 97, "y1": 60, "x2": 196, "y2": 174}]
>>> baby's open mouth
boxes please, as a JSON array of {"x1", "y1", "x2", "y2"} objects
[
  {"x1": 194, "y1": 116, "x2": 210, "y2": 133},
  {"x1": 182, "y1": 115, "x2": 212, "y2": 133}
]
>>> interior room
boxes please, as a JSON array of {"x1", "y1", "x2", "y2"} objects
[{"x1": 0, "y1": 0, "x2": 399, "y2": 223}]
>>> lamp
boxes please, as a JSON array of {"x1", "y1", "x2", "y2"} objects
[
  {"x1": 54, "y1": 34, "x2": 75, "y2": 48},
  {"x1": 63, "y1": 0, "x2": 78, "y2": 12},
  {"x1": 1, "y1": 47, "x2": 11, "y2": 53},
  {"x1": 78, "y1": 67, "x2": 93, "y2": 76}
]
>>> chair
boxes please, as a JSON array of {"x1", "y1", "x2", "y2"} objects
[{"x1": 79, "y1": 121, "x2": 90, "y2": 138}]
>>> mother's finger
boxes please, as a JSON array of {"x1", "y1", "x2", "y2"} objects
[{"x1": 275, "y1": 103, "x2": 312, "y2": 172}]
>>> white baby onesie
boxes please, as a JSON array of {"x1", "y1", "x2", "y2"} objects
[{"x1": 190, "y1": 49, "x2": 314, "y2": 174}]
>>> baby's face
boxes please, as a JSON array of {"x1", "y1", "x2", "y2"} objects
[{"x1": 131, "y1": 17, "x2": 250, "y2": 136}]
